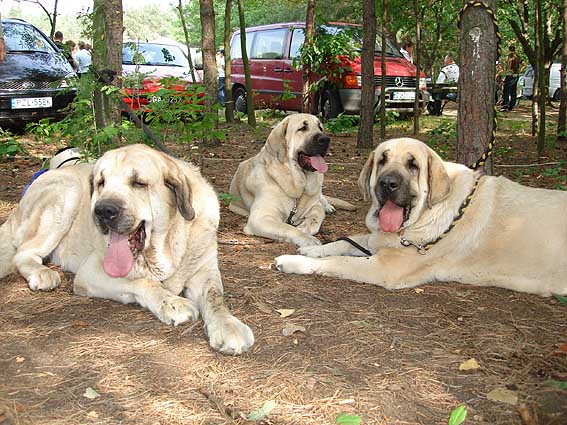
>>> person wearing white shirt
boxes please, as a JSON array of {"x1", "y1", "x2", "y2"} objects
[
  {"x1": 74, "y1": 41, "x2": 92, "y2": 77},
  {"x1": 216, "y1": 49, "x2": 225, "y2": 104},
  {"x1": 431, "y1": 54, "x2": 459, "y2": 115},
  {"x1": 400, "y1": 41, "x2": 414, "y2": 63}
]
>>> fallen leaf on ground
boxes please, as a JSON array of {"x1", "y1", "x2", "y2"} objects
[
  {"x1": 86, "y1": 411, "x2": 99, "y2": 419},
  {"x1": 15, "y1": 356, "x2": 25, "y2": 363},
  {"x1": 459, "y1": 358, "x2": 480, "y2": 371},
  {"x1": 83, "y1": 387, "x2": 100, "y2": 400},
  {"x1": 276, "y1": 308, "x2": 295, "y2": 318},
  {"x1": 414, "y1": 288, "x2": 424, "y2": 293},
  {"x1": 336, "y1": 412, "x2": 362, "y2": 425},
  {"x1": 486, "y1": 387, "x2": 518, "y2": 405},
  {"x1": 248, "y1": 399, "x2": 277, "y2": 421},
  {"x1": 282, "y1": 323, "x2": 306, "y2": 336}
]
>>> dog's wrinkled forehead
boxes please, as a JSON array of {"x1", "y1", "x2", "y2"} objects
[
  {"x1": 375, "y1": 138, "x2": 429, "y2": 169},
  {"x1": 287, "y1": 115, "x2": 324, "y2": 138}
]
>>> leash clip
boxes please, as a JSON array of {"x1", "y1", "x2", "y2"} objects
[{"x1": 400, "y1": 237, "x2": 427, "y2": 255}]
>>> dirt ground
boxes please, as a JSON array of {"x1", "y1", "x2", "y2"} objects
[{"x1": 1, "y1": 104, "x2": 566, "y2": 425}]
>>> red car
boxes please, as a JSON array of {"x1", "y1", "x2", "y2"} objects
[{"x1": 229, "y1": 22, "x2": 429, "y2": 119}]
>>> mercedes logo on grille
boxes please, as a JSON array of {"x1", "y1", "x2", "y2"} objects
[
  {"x1": 395, "y1": 77, "x2": 403, "y2": 87},
  {"x1": 22, "y1": 81, "x2": 36, "y2": 89}
]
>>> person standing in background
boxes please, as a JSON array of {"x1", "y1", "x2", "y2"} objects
[
  {"x1": 216, "y1": 48, "x2": 225, "y2": 105},
  {"x1": 500, "y1": 45, "x2": 523, "y2": 112},
  {"x1": 400, "y1": 41, "x2": 414, "y2": 63},
  {"x1": 53, "y1": 31, "x2": 77, "y2": 71},
  {"x1": 74, "y1": 41, "x2": 92, "y2": 77},
  {"x1": 431, "y1": 54, "x2": 459, "y2": 116}
]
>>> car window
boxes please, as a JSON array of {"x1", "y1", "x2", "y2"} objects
[
  {"x1": 123, "y1": 43, "x2": 188, "y2": 67},
  {"x1": 231, "y1": 32, "x2": 255, "y2": 60},
  {"x1": 2, "y1": 22, "x2": 54, "y2": 53},
  {"x1": 251, "y1": 29, "x2": 286, "y2": 59},
  {"x1": 320, "y1": 24, "x2": 401, "y2": 57},
  {"x1": 289, "y1": 28, "x2": 305, "y2": 59}
]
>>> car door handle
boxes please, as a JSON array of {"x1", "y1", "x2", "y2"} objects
[
  {"x1": 283, "y1": 68, "x2": 293, "y2": 73},
  {"x1": 273, "y1": 68, "x2": 283, "y2": 72}
]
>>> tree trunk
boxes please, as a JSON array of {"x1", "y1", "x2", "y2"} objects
[
  {"x1": 456, "y1": 0, "x2": 496, "y2": 174},
  {"x1": 237, "y1": 0, "x2": 256, "y2": 127},
  {"x1": 412, "y1": 0, "x2": 421, "y2": 135},
  {"x1": 50, "y1": 0, "x2": 58, "y2": 38},
  {"x1": 558, "y1": 0, "x2": 567, "y2": 142},
  {"x1": 535, "y1": 0, "x2": 546, "y2": 155},
  {"x1": 199, "y1": 0, "x2": 217, "y2": 112},
  {"x1": 302, "y1": 0, "x2": 316, "y2": 113},
  {"x1": 357, "y1": 0, "x2": 376, "y2": 149},
  {"x1": 223, "y1": 0, "x2": 234, "y2": 123},
  {"x1": 379, "y1": 0, "x2": 387, "y2": 141},
  {"x1": 177, "y1": 0, "x2": 198, "y2": 83},
  {"x1": 92, "y1": 0, "x2": 123, "y2": 137}
]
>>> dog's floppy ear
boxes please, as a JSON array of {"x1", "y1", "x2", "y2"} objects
[
  {"x1": 265, "y1": 117, "x2": 289, "y2": 163},
  {"x1": 427, "y1": 152, "x2": 451, "y2": 208},
  {"x1": 357, "y1": 150, "x2": 375, "y2": 201},
  {"x1": 164, "y1": 159, "x2": 195, "y2": 221}
]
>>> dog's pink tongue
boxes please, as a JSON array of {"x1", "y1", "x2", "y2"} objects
[
  {"x1": 103, "y1": 231, "x2": 134, "y2": 278},
  {"x1": 379, "y1": 200, "x2": 404, "y2": 233},
  {"x1": 308, "y1": 155, "x2": 328, "y2": 173}
]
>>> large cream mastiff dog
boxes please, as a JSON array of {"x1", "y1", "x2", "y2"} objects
[
  {"x1": 0, "y1": 144, "x2": 254, "y2": 355},
  {"x1": 275, "y1": 137, "x2": 567, "y2": 296},
  {"x1": 229, "y1": 114, "x2": 355, "y2": 247}
]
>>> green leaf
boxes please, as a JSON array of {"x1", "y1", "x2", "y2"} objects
[
  {"x1": 247, "y1": 399, "x2": 277, "y2": 421},
  {"x1": 448, "y1": 405, "x2": 467, "y2": 425},
  {"x1": 546, "y1": 379, "x2": 567, "y2": 390},
  {"x1": 336, "y1": 413, "x2": 362, "y2": 425},
  {"x1": 554, "y1": 294, "x2": 567, "y2": 305}
]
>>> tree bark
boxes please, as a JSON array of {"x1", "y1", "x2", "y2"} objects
[
  {"x1": 199, "y1": 0, "x2": 217, "y2": 112},
  {"x1": 558, "y1": 0, "x2": 567, "y2": 141},
  {"x1": 301, "y1": 0, "x2": 316, "y2": 113},
  {"x1": 535, "y1": 0, "x2": 546, "y2": 155},
  {"x1": 456, "y1": 0, "x2": 496, "y2": 174},
  {"x1": 379, "y1": 0, "x2": 387, "y2": 141},
  {"x1": 357, "y1": 0, "x2": 376, "y2": 149},
  {"x1": 224, "y1": 0, "x2": 234, "y2": 123},
  {"x1": 237, "y1": 0, "x2": 256, "y2": 127},
  {"x1": 50, "y1": 0, "x2": 58, "y2": 38},
  {"x1": 412, "y1": 0, "x2": 421, "y2": 135},
  {"x1": 92, "y1": 0, "x2": 123, "y2": 136}
]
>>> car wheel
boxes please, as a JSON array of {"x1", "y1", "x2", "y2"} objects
[
  {"x1": 233, "y1": 87, "x2": 247, "y2": 113},
  {"x1": 320, "y1": 89, "x2": 343, "y2": 121},
  {"x1": 553, "y1": 89, "x2": 561, "y2": 102}
]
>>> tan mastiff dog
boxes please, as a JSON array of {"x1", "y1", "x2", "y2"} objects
[
  {"x1": 275, "y1": 137, "x2": 567, "y2": 296},
  {"x1": 229, "y1": 114, "x2": 355, "y2": 247},
  {"x1": 0, "y1": 144, "x2": 254, "y2": 355}
]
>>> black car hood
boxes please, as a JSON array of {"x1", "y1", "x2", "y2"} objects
[{"x1": 0, "y1": 51, "x2": 74, "y2": 83}]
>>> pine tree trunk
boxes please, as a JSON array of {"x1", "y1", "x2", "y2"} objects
[
  {"x1": 199, "y1": 0, "x2": 217, "y2": 111},
  {"x1": 535, "y1": 0, "x2": 546, "y2": 155},
  {"x1": 92, "y1": 0, "x2": 123, "y2": 136},
  {"x1": 301, "y1": 0, "x2": 316, "y2": 113},
  {"x1": 379, "y1": 0, "x2": 387, "y2": 141},
  {"x1": 456, "y1": 0, "x2": 496, "y2": 174},
  {"x1": 413, "y1": 0, "x2": 421, "y2": 135},
  {"x1": 237, "y1": 0, "x2": 256, "y2": 127},
  {"x1": 357, "y1": 0, "x2": 376, "y2": 149},
  {"x1": 177, "y1": 0, "x2": 198, "y2": 83},
  {"x1": 558, "y1": 0, "x2": 567, "y2": 142},
  {"x1": 224, "y1": 0, "x2": 234, "y2": 122}
]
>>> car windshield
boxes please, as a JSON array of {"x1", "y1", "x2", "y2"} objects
[
  {"x1": 320, "y1": 24, "x2": 401, "y2": 57},
  {"x1": 122, "y1": 42, "x2": 188, "y2": 67},
  {"x1": 2, "y1": 22, "x2": 55, "y2": 53}
]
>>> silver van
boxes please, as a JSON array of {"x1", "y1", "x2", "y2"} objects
[{"x1": 522, "y1": 63, "x2": 561, "y2": 101}]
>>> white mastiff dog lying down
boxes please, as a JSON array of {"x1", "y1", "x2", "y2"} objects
[
  {"x1": 275, "y1": 137, "x2": 567, "y2": 296},
  {"x1": 229, "y1": 114, "x2": 355, "y2": 247},
  {"x1": 0, "y1": 144, "x2": 254, "y2": 355}
]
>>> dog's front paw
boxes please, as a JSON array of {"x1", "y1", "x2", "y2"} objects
[
  {"x1": 324, "y1": 203, "x2": 336, "y2": 214},
  {"x1": 206, "y1": 315, "x2": 255, "y2": 355},
  {"x1": 274, "y1": 255, "x2": 317, "y2": 275},
  {"x1": 159, "y1": 296, "x2": 199, "y2": 326},
  {"x1": 298, "y1": 244, "x2": 326, "y2": 258},
  {"x1": 28, "y1": 268, "x2": 61, "y2": 291},
  {"x1": 295, "y1": 235, "x2": 322, "y2": 248}
]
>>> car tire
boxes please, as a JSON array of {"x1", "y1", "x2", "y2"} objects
[
  {"x1": 553, "y1": 89, "x2": 561, "y2": 102},
  {"x1": 233, "y1": 87, "x2": 247, "y2": 113},
  {"x1": 320, "y1": 89, "x2": 343, "y2": 121}
]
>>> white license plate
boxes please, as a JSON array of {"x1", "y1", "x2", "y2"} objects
[
  {"x1": 392, "y1": 91, "x2": 415, "y2": 101},
  {"x1": 149, "y1": 95, "x2": 181, "y2": 103},
  {"x1": 11, "y1": 97, "x2": 53, "y2": 109}
]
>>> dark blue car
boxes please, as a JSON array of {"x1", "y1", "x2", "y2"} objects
[{"x1": 0, "y1": 18, "x2": 76, "y2": 128}]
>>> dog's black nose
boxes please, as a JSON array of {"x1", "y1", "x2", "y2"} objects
[
  {"x1": 94, "y1": 201, "x2": 121, "y2": 222},
  {"x1": 379, "y1": 173, "x2": 402, "y2": 194}
]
